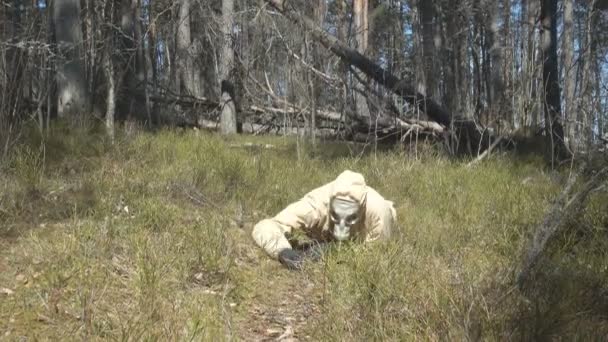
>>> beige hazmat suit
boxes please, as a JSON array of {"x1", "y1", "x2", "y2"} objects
[{"x1": 252, "y1": 170, "x2": 397, "y2": 259}]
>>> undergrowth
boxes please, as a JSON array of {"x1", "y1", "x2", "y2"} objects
[{"x1": 1, "y1": 123, "x2": 607, "y2": 340}]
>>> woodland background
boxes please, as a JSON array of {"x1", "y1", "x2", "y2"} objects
[
  {"x1": 1, "y1": 0, "x2": 607, "y2": 156},
  {"x1": 1, "y1": 0, "x2": 608, "y2": 340}
]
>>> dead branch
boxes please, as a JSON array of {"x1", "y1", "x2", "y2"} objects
[
  {"x1": 466, "y1": 135, "x2": 505, "y2": 167},
  {"x1": 517, "y1": 165, "x2": 608, "y2": 290}
]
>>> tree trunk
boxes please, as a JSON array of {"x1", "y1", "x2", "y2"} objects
[
  {"x1": 540, "y1": 0, "x2": 567, "y2": 161},
  {"x1": 444, "y1": 1, "x2": 468, "y2": 116},
  {"x1": 177, "y1": 0, "x2": 201, "y2": 97},
  {"x1": 53, "y1": 0, "x2": 90, "y2": 119},
  {"x1": 503, "y1": 0, "x2": 513, "y2": 130},
  {"x1": 525, "y1": 0, "x2": 540, "y2": 129},
  {"x1": 117, "y1": 0, "x2": 146, "y2": 122},
  {"x1": 309, "y1": 0, "x2": 326, "y2": 146},
  {"x1": 336, "y1": 0, "x2": 351, "y2": 126},
  {"x1": 595, "y1": 55, "x2": 603, "y2": 141},
  {"x1": 488, "y1": 0, "x2": 505, "y2": 128},
  {"x1": 83, "y1": 0, "x2": 95, "y2": 113},
  {"x1": 353, "y1": 0, "x2": 371, "y2": 119},
  {"x1": 579, "y1": 0, "x2": 598, "y2": 150},
  {"x1": 220, "y1": 0, "x2": 237, "y2": 134},
  {"x1": 562, "y1": 0, "x2": 575, "y2": 149},
  {"x1": 417, "y1": 0, "x2": 436, "y2": 98},
  {"x1": 5, "y1": 0, "x2": 26, "y2": 124},
  {"x1": 104, "y1": 50, "x2": 115, "y2": 142},
  {"x1": 134, "y1": 0, "x2": 151, "y2": 124},
  {"x1": 146, "y1": 0, "x2": 160, "y2": 125},
  {"x1": 102, "y1": 0, "x2": 115, "y2": 141}
]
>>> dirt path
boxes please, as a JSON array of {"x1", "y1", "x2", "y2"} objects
[
  {"x1": 237, "y1": 275, "x2": 321, "y2": 341},
  {"x1": 231, "y1": 231, "x2": 324, "y2": 341}
]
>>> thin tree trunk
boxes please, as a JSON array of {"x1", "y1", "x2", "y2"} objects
[
  {"x1": 526, "y1": 0, "x2": 539, "y2": 129},
  {"x1": 563, "y1": 0, "x2": 575, "y2": 149},
  {"x1": 104, "y1": 50, "x2": 115, "y2": 142},
  {"x1": 147, "y1": 0, "x2": 160, "y2": 125},
  {"x1": 133, "y1": 0, "x2": 151, "y2": 125},
  {"x1": 418, "y1": 0, "x2": 435, "y2": 98},
  {"x1": 308, "y1": 0, "x2": 326, "y2": 146},
  {"x1": 177, "y1": 0, "x2": 200, "y2": 97},
  {"x1": 220, "y1": 0, "x2": 237, "y2": 134},
  {"x1": 488, "y1": 0, "x2": 504, "y2": 130},
  {"x1": 6, "y1": 0, "x2": 25, "y2": 124},
  {"x1": 595, "y1": 59, "x2": 603, "y2": 140},
  {"x1": 53, "y1": 0, "x2": 90, "y2": 119},
  {"x1": 336, "y1": 0, "x2": 350, "y2": 129},
  {"x1": 540, "y1": 0, "x2": 567, "y2": 161},
  {"x1": 503, "y1": 0, "x2": 513, "y2": 129},
  {"x1": 353, "y1": 0, "x2": 371, "y2": 119},
  {"x1": 117, "y1": 0, "x2": 146, "y2": 122},
  {"x1": 84, "y1": 0, "x2": 95, "y2": 113},
  {"x1": 579, "y1": 0, "x2": 598, "y2": 150}
]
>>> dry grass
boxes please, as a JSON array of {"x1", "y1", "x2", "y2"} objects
[{"x1": 1, "y1": 123, "x2": 607, "y2": 340}]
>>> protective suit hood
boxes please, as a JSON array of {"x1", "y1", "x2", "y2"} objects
[
  {"x1": 328, "y1": 170, "x2": 367, "y2": 241},
  {"x1": 329, "y1": 170, "x2": 367, "y2": 205}
]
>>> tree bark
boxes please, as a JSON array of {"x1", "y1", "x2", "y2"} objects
[
  {"x1": 104, "y1": 50, "x2": 115, "y2": 142},
  {"x1": 336, "y1": 0, "x2": 351, "y2": 125},
  {"x1": 148, "y1": 3, "x2": 159, "y2": 124},
  {"x1": 116, "y1": 0, "x2": 147, "y2": 122},
  {"x1": 220, "y1": 0, "x2": 237, "y2": 134},
  {"x1": 488, "y1": 0, "x2": 505, "y2": 129},
  {"x1": 443, "y1": 1, "x2": 468, "y2": 116},
  {"x1": 562, "y1": 0, "x2": 575, "y2": 149},
  {"x1": 53, "y1": 0, "x2": 90, "y2": 119},
  {"x1": 503, "y1": 0, "x2": 513, "y2": 129},
  {"x1": 309, "y1": 0, "x2": 326, "y2": 146},
  {"x1": 579, "y1": 0, "x2": 598, "y2": 150},
  {"x1": 540, "y1": 0, "x2": 567, "y2": 161},
  {"x1": 5, "y1": 0, "x2": 26, "y2": 124},
  {"x1": 177, "y1": 0, "x2": 201, "y2": 97},
  {"x1": 417, "y1": 0, "x2": 436, "y2": 98},
  {"x1": 525, "y1": 0, "x2": 540, "y2": 129},
  {"x1": 353, "y1": 0, "x2": 371, "y2": 119},
  {"x1": 102, "y1": 0, "x2": 115, "y2": 141}
]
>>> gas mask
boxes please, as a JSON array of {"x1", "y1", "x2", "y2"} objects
[{"x1": 329, "y1": 197, "x2": 361, "y2": 241}]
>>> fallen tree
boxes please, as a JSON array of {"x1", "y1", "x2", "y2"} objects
[
  {"x1": 259, "y1": 0, "x2": 489, "y2": 154},
  {"x1": 144, "y1": 89, "x2": 445, "y2": 141},
  {"x1": 261, "y1": 0, "x2": 470, "y2": 130}
]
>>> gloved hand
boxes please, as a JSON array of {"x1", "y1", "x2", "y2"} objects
[
  {"x1": 302, "y1": 242, "x2": 330, "y2": 262},
  {"x1": 278, "y1": 248, "x2": 305, "y2": 271}
]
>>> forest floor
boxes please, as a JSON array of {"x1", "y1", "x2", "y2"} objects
[{"x1": 1, "y1": 124, "x2": 608, "y2": 340}]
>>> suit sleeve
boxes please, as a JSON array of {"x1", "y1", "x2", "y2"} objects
[
  {"x1": 252, "y1": 198, "x2": 322, "y2": 259},
  {"x1": 365, "y1": 200, "x2": 396, "y2": 242}
]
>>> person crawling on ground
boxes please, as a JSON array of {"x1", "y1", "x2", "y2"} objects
[{"x1": 251, "y1": 170, "x2": 397, "y2": 270}]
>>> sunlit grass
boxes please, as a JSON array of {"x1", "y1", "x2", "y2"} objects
[{"x1": 1, "y1": 124, "x2": 607, "y2": 340}]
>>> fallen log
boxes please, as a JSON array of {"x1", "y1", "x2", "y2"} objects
[{"x1": 146, "y1": 89, "x2": 446, "y2": 139}]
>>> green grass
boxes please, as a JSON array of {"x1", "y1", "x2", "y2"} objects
[{"x1": 1, "y1": 124, "x2": 607, "y2": 340}]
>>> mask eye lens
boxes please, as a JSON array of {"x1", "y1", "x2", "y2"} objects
[{"x1": 330, "y1": 211, "x2": 339, "y2": 223}]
